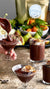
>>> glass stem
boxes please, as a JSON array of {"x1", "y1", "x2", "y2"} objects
[{"x1": 23, "y1": 83, "x2": 27, "y2": 89}]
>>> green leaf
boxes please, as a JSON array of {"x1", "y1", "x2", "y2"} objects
[
  {"x1": 9, "y1": 19, "x2": 16, "y2": 29},
  {"x1": 36, "y1": 26, "x2": 43, "y2": 37},
  {"x1": 35, "y1": 19, "x2": 48, "y2": 26},
  {"x1": 20, "y1": 25, "x2": 31, "y2": 31}
]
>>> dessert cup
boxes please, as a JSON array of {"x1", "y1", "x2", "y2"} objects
[
  {"x1": 43, "y1": 61, "x2": 50, "y2": 84},
  {"x1": 29, "y1": 38, "x2": 45, "y2": 63},
  {"x1": 12, "y1": 64, "x2": 36, "y2": 89},
  {"x1": 0, "y1": 38, "x2": 17, "y2": 60}
]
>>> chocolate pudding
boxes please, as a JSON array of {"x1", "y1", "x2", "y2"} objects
[
  {"x1": 0, "y1": 18, "x2": 11, "y2": 33},
  {"x1": 0, "y1": 18, "x2": 18, "y2": 51},
  {"x1": 0, "y1": 18, "x2": 17, "y2": 60},
  {"x1": 0, "y1": 35, "x2": 17, "y2": 50},
  {"x1": 43, "y1": 61, "x2": 50, "y2": 84},
  {"x1": 30, "y1": 39, "x2": 45, "y2": 62},
  {"x1": 15, "y1": 65, "x2": 36, "y2": 83}
]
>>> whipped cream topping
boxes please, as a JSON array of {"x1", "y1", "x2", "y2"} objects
[
  {"x1": 21, "y1": 65, "x2": 35, "y2": 72},
  {"x1": 0, "y1": 26, "x2": 7, "y2": 40},
  {"x1": 30, "y1": 38, "x2": 45, "y2": 45}
]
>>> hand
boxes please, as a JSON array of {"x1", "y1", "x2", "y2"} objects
[
  {"x1": 0, "y1": 45, "x2": 17, "y2": 60},
  {"x1": 10, "y1": 49, "x2": 17, "y2": 60}
]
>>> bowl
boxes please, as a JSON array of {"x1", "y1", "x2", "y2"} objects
[
  {"x1": 42, "y1": 27, "x2": 49, "y2": 36},
  {"x1": 20, "y1": 27, "x2": 49, "y2": 37}
]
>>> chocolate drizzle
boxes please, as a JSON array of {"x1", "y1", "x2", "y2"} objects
[{"x1": 0, "y1": 18, "x2": 11, "y2": 33}]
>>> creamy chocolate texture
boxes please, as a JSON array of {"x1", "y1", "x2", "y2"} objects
[
  {"x1": 30, "y1": 39, "x2": 45, "y2": 61},
  {"x1": 43, "y1": 61, "x2": 50, "y2": 83},
  {"x1": 15, "y1": 65, "x2": 35, "y2": 83},
  {"x1": 0, "y1": 18, "x2": 17, "y2": 51},
  {"x1": 0, "y1": 18, "x2": 11, "y2": 33}
]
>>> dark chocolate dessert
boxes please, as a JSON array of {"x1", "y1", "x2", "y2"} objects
[
  {"x1": 0, "y1": 18, "x2": 17, "y2": 60},
  {"x1": 30, "y1": 39, "x2": 45, "y2": 61},
  {"x1": 15, "y1": 65, "x2": 36, "y2": 83},
  {"x1": 0, "y1": 18, "x2": 17, "y2": 50},
  {"x1": 0, "y1": 35, "x2": 17, "y2": 50},
  {"x1": 43, "y1": 61, "x2": 50, "y2": 84},
  {"x1": 0, "y1": 18, "x2": 11, "y2": 33}
]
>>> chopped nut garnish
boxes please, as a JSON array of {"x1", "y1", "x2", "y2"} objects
[{"x1": 21, "y1": 65, "x2": 36, "y2": 72}]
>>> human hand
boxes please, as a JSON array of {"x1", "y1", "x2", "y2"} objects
[{"x1": 0, "y1": 45, "x2": 17, "y2": 60}]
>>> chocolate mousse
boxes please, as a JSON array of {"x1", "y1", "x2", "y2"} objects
[
  {"x1": 0, "y1": 18, "x2": 11, "y2": 33},
  {"x1": 0, "y1": 35, "x2": 17, "y2": 50},
  {"x1": 0, "y1": 18, "x2": 17, "y2": 50},
  {"x1": 30, "y1": 39, "x2": 45, "y2": 62},
  {"x1": 15, "y1": 65, "x2": 36, "y2": 83},
  {"x1": 43, "y1": 61, "x2": 50, "y2": 84}
]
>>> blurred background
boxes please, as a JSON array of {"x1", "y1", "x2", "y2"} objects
[
  {"x1": 0, "y1": 0, "x2": 16, "y2": 19},
  {"x1": 0, "y1": 0, "x2": 50, "y2": 19}
]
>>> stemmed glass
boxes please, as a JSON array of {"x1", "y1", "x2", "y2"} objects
[
  {"x1": 12, "y1": 64, "x2": 36, "y2": 89},
  {"x1": 0, "y1": 37, "x2": 18, "y2": 60},
  {"x1": 0, "y1": 17, "x2": 17, "y2": 60}
]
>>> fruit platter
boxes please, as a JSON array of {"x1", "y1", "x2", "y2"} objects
[
  {"x1": 8, "y1": 18, "x2": 50, "y2": 48},
  {"x1": 19, "y1": 18, "x2": 49, "y2": 36}
]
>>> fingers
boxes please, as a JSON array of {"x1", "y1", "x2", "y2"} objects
[
  {"x1": 11, "y1": 52, "x2": 17, "y2": 60},
  {"x1": 0, "y1": 45, "x2": 17, "y2": 60},
  {"x1": 10, "y1": 49, "x2": 17, "y2": 60},
  {"x1": 5, "y1": 51, "x2": 8, "y2": 55}
]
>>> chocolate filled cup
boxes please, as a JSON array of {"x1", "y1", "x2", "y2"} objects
[
  {"x1": 29, "y1": 39, "x2": 45, "y2": 62},
  {"x1": 43, "y1": 61, "x2": 50, "y2": 84}
]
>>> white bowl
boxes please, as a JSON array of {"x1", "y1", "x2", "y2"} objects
[
  {"x1": 20, "y1": 27, "x2": 49, "y2": 37},
  {"x1": 42, "y1": 27, "x2": 49, "y2": 36}
]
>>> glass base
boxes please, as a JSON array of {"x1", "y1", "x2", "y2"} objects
[
  {"x1": 4, "y1": 53, "x2": 17, "y2": 61},
  {"x1": 42, "y1": 80, "x2": 50, "y2": 85},
  {"x1": 30, "y1": 59, "x2": 44, "y2": 63}
]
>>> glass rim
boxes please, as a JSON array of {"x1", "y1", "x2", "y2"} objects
[{"x1": 12, "y1": 64, "x2": 36, "y2": 77}]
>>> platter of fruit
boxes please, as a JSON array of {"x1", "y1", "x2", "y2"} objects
[
  {"x1": 9, "y1": 18, "x2": 50, "y2": 48},
  {"x1": 19, "y1": 18, "x2": 49, "y2": 36}
]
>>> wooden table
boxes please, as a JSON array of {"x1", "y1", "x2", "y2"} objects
[{"x1": 0, "y1": 47, "x2": 50, "y2": 89}]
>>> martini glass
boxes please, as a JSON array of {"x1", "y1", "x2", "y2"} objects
[{"x1": 12, "y1": 64, "x2": 36, "y2": 89}]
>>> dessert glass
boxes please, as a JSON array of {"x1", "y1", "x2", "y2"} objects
[
  {"x1": 0, "y1": 37, "x2": 17, "y2": 60},
  {"x1": 0, "y1": 18, "x2": 17, "y2": 60},
  {"x1": 12, "y1": 64, "x2": 36, "y2": 89},
  {"x1": 43, "y1": 61, "x2": 50, "y2": 84},
  {"x1": 29, "y1": 39, "x2": 45, "y2": 63}
]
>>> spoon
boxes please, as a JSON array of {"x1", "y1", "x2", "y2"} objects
[{"x1": 0, "y1": 79, "x2": 9, "y2": 84}]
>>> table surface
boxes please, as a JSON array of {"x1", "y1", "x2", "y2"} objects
[{"x1": 0, "y1": 47, "x2": 50, "y2": 89}]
